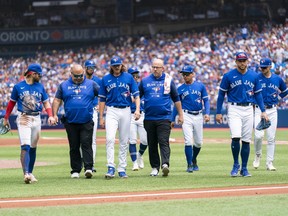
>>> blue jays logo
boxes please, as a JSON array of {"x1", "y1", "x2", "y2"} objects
[
  {"x1": 246, "y1": 90, "x2": 254, "y2": 96},
  {"x1": 195, "y1": 98, "x2": 201, "y2": 104},
  {"x1": 153, "y1": 87, "x2": 160, "y2": 93},
  {"x1": 237, "y1": 53, "x2": 247, "y2": 59},
  {"x1": 271, "y1": 92, "x2": 277, "y2": 98},
  {"x1": 74, "y1": 89, "x2": 81, "y2": 94},
  {"x1": 112, "y1": 57, "x2": 119, "y2": 63},
  {"x1": 121, "y1": 91, "x2": 130, "y2": 97}
]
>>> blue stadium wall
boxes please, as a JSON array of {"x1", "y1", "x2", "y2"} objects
[{"x1": 2, "y1": 110, "x2": 288, "y2": 129}]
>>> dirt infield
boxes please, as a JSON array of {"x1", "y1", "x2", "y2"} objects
[{"x1": 1, "y1": 184, "x2": 288, "y2": 208}]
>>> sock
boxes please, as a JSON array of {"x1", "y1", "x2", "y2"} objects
[
  {"x1": 129, "y1": 144, "x2": 137, "y2": 162},
  {"x1": 21, "y1": 145, "x2": 30, "y2": 174},
  {"x1": 192, "y1": 146, "x2": 201, "y2": 164},
  {"x1": 185, "y1": 145, "x2": 193, "y2": 166},
  {"x1": 29, "y1": 148, "x2": 37, "y2": 173},
  {"x1": 241, "y1": 141, "x2": 250, "y2": 169},
  {"x1": 231, "y1": 138, "x2": 240, "y2": 165},
  {"x1": 139, "y1": 143, "x2": 147, "y2": 155}
]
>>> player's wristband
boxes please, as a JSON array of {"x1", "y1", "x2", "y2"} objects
[{"x1": 45, "y1": 108, "x2": 53, "y2": 117}]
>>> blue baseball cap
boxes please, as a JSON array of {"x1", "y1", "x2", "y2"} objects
[
  {"x1": 235, "y1": 52, "x2": 248, "y2": 60},
  {"x1": 26, "y1": 63, "x2": 42, "y2": 75},
  {"x1": 128, "y1": 67, "x2": 139, "y2": 74},
  {"x1": 180, "y1": 65, "x2": 194, "y2": 73},
  {"x1": 259, "y1": 58, "x2": 272, "y2": 67},
  {"x1": 110, "y1": 56, "x2": 122, "y2": 66}
]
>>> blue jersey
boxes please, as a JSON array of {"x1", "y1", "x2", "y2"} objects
[
  {"x1": 55, "y1": 77, "x2": 99, "y2": 123},
  {"x1": 258, "y1": 73, "x2": 288, "y2": 106},
  {"x1": 10, "y1": 80, "x2": 49, "y2": 114},
  {"x1": 219, "y1": 68, "x2": 262, "y2": 103},
  {"x1": 130, "y1": 82, "x2": 144, "y2": 113},
  {"x1": 139, "y1": 73, "x2": 180, "y2": 120},
  {"x1": 91, "y1": 75, "x2": 101, "y2": 107},
  {"x1": 178, "y1": 81, "x2": 210, "y2": 114},
  {"x1": 99, "y1": 72, "x2": 139, "y2": 107}
]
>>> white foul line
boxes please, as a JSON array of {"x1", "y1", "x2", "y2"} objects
[{"x1": 1, "y1": 185, "x2": 288, "y2": 204}]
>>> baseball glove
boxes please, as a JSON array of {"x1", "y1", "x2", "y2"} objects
[
  {"x1": 256, "y1": 118, "x2": 271, "y2": 131},
  {"x1": 0, "y1": 118, "x2": 11, "y2": 135}
]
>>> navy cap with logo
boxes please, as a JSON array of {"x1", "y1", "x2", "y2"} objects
[
  {"x1": 25, "y1": 63, "x2": 43, "y2": 76},
  {"x1": 180, "y1": 65, "x2": 194, "y2": 73},
  {"x1": 259, "y1": 58, "x2": 272, "y2": 67},
  {"x1": 110, "y1": 56, "x2": 122, "y2": 66},
  {"x1": 128, "y1": 67, "x2": 139, "y2": 74},
  {"x1": 235, "y1": 52, "x2": 248, "y2": 60}
]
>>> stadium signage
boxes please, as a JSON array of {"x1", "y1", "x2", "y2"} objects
[{"x1": 0, "y1": 27, "x2": 120, "y2": 44}]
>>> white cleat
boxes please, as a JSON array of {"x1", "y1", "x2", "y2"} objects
[
  {"x1": 137, "y1": 152, "x2": 144, "y2": 169},
  {"x1": 85, "y1": 170, "x2": 93, "y2": 178},
  {"x1": 30, "y1": 174, "x2": 38, "y2": 183},
  {"x1": 71, "y1": 172, "x2": 80, "y2": 178},
  {"x1": 132, "y1": 161, "x2": 139, "y2": 171},
  {"x1": 266, "y1": 162, "x2": 276, "y2": 171},
  {"x1": 150, "y1": 168, "x2": 159, "y2": 176},
  {"x1": 24, "y1": 174, "x2": 31, "y2": 184},
  {"x1": 253, "y1": 155, "x2": 261, "y2": 169}
]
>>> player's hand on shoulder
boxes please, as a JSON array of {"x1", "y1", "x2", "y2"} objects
[{"x1": 216, "y1": 114, "x2": 223, "y2": 124}]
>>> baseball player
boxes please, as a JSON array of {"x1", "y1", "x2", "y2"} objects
[
  {"x1": 253, "y1": 58, "x2": 288, "y2": 171},
  {"x1": 84, "y1": 60, "x2": 102, "y2": 172},
  {"x1": 3, "y1": 63, "x2": 55, "y2": 184},
  {"x1": 99, "y1": 56, "x2": 140, "y2": 179},
  {"x1": 127, "y1": 67, "x2": 148, "y2": 171},
  {"x1": 172, "y1": 65, "x2": 210, "y2": 173},
  {"x1": 216, "y1": 52, "x2": 269, "y2": 177}
]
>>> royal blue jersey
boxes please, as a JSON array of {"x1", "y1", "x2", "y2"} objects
[
  {"x1": 178, "y1": 81, "x2": 210, "y2": 114},
  {"x1": 55, "y1": 77, "x2": 99, "y2": 123},
  {"x1": 139, "y1": 73, "x2": 180, "y2": 120},
  {"x1": 131, "y1": 82, "x2": 144, "y2": 113},
  {"x1": 91, "y1": 75, "x2": 101, "y2": 107},
  {"x1": 219, "y1": 68, "x2": 262, "y2": 103},
  {"x1": 99, "y1": 72, "x2": 139, "y2": 106},
  {"x1": 10, "y1": 80, "x2": 49, "y2": 114},
  {"x1": 258, "y1": 73, "x2": 288, "y2": 106}
]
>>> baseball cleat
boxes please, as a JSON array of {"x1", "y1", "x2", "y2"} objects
[
  {"x1": 84, "y1": 170, "x2": 93, "y2": 179},
  {"x1": 71, "y1": 172, "x2": 80, "y2": 179},
  {"x1": 162, "y1": 164, "x2": 169, "y2": 177},
  {"x1": 137, "y1": 152, "x2": 144, "y2": 169},
  {"x1": 24, "y1": 174, "x2": 31, "y2": 184},
  {"x1": 230, "y1": 164, "x2": 240, "y2": 177},
  {"x1": 266, "y1": 162, "x2": 276, "y2": 171},
  {"x1": 105, "y1": 166, "x2": 115, "y2": 179},
  {"x1": 240, "y1": 168, "x2": 252, "y2": 177},
  {"x1": 30, "y1": 174, "x2": 38, "y2": 183},
  {"x1": 118, "y1": 171, "x2": 128, "y2": 178},
  {"x1": 192, "y1": 164, "x2": 199, "y2": 171},
  {"x1": 186, "y1": 165, "x2": 193, "y2": 173},
  {"x1": 132, "y1": 161, "x2": 139, "y2": 171},
  {"x1": 150, "y1": 168, "x2": 159, "y2": 176},
  {"x1": 253, "y1": 155, "x2": 261, "y2": 169}
]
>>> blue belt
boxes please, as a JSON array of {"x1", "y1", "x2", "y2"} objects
[
  {"x1": 183, "y1": 109, "x2": 202, "y2": 115},
  {"x1": 111, "y1": 106, "x2": 129, "y2": 109},
  {"x1": 230, "y1": 102, "x2": 253, "y2": 107}
]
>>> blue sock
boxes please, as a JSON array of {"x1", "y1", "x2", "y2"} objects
[
  {"x1": 241, "y1": 141, "x2": 250, "y2": 169},
  {"x1": 231, "y1": 138, "x2": 240, "y2": 165},
  {"x1": 21, "y1": 145, "x2": 30, "y2": 174},
  {"x1": 185, "y1": 145, "x2": 193, "y2": 166},
  {"x1": 139, "y1": 143, "x2": 147, "y2": 155},
  {"x1": 29, "y1": 148, "x2": 37, "y2": 173},
  {"x1": 129, "y1": 144, "x2": 137, "y2": 162},
  {"x1": 192, "y1": 146, "x2": 201, "y2": 164}
]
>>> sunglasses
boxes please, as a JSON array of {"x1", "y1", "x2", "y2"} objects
[
  {"x1": 72, "y1": 73, "x2": 84, "y2": 78},
  {"x1": 86, "y1": 66, "x2": 96, "y2": 70},
  {"x1": 182, "y1": 73, "x2": 191, "y2": 77},
  {"x1": 260, "y1": 67, "x2": 268, "y2": 70}
]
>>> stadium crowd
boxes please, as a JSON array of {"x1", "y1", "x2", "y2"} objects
[{"x1": 0, "y1": 20, "x2": 288, "y2": 115}]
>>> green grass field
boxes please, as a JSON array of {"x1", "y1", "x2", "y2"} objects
[{"x1": 0, "y1": 129, "x2": 287, "y2": 215}]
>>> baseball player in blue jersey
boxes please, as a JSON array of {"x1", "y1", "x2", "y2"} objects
[
  {"x1": 216, "y1": 52, "x2": 269, "y2": 177},
  {"x1": 253, "y1": 58, "x2": 288, "y2": 171},
  {"x1": 99, "y1": 56, "x2": 140, "y2": 179},
  {"x1": 3, "y1": 63, "x2": 56, "y2": 184},
  {"x1": 139, "y1": 58, "x2": 184, "y2": 177},
  {"x1": 127, "y1": 67, "x2": 148, "y2": 171},
  {"x1": 84, "y1": 60, "x2": 102, "y2": 172},
  {"x1": 52, "y1": 64, "x2": 99, "y2": 179},
  {"x1": 172, "y1": 65, "x2": 210, "y2": 173}
]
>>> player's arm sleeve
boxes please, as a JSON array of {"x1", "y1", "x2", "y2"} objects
[
  {"x1": 279, "y1": 79, "x2": 288, "y2": 98},
  {"x1": 203, "y1": 97, "x2": 210, "y2": 115},
  {"x1": 4, "y1": 100, "x2": 16, "y2": 120},
  {"x1": 93, "y1": 82, "x2": 100, "y2": 96},
  {"x1": 138, "y1": 81, "x2": 144, "y2": 98},
  {"x1": 254, "y1": 91, "x2": 265, "y2": 112},
  {"x1": 98, "y1": 79, "x2": 107, "y2": 102},
  {"x1": 170, "y1": 81, "x2": 180, "y2": 102},
  {"x1": 216, "y1": 90, "x2": 225, "y2": 114}
]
